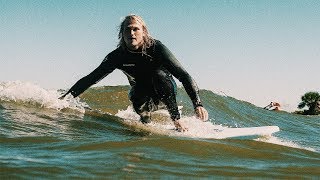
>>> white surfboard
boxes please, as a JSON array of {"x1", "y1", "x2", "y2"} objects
[
  {"x1": 170, "y1": 118, "x2": 280, "y2": 139},
  {"x1": 120, "y1": 118, "x2": 280, "y2": 139},
  {"x1": 115, "y1": 107, "x2": 280, "y2": 139},
  {"x1": 210, "y1": 125, "x2": 280, "y2": 139}
]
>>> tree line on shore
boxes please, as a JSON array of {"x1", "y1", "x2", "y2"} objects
[{"x1": 295, "y1": 91, "x2": 320, "y2": 115}]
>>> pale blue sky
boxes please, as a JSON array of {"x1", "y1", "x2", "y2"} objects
[{"x1": 1, "y1": 0, "x2": 320, "y2": 111}]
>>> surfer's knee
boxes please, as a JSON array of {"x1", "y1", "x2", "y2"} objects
[
  {"x1": 139, "y1": 111, "x2": 151, "y2": 124},
  {"x1": 153, "y1": 69, "x2": 167, "y2": 79},
  {"x1": 131, "y1": 101, "x2": 151, "y2": 124},
  {"x1": 171, "y1": 113, "x2": 180, "y2": 121}
]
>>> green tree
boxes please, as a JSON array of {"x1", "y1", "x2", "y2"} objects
[{"x1": 298, "y1": 91, "x2": 320, "y2": 115}]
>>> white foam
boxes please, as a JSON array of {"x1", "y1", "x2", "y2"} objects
[
  {"x1": 168, "y1": 117, "x2": 227, "y2": 138},
  {"x1": 0, "y1": 81, "x2": 87, "y2": 113},
  {"x1": 116, "y1": 106, "x2": 140, "y2": 120}
]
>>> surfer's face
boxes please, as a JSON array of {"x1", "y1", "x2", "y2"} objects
[{"x1": 123, "y1": 19, "x2": 144, "y2": 51}]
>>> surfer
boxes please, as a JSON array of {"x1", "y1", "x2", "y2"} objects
[
  {"x1": 60, "y1": 14, "x2": 208, "y2": 131},
  {"x1": 263, "y1": 102, "x2": 281, "y2": 111}
]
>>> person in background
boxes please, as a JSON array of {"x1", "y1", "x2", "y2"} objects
[
  {"x1": 263, "y1": 102, "x2": 281, "y2": 111},
  {"x1": 60, "y1": 14, "x2": 208, "y2": 131}
]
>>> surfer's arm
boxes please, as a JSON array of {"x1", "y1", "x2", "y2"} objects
[
  {"x1": 156, "y1": 41, "x2": 202, "y2": 108},
  {"x1": 156, "y1": 41, "x2": 208, "y2": 121},
  {"x1": 60, "y1": 57, "x2": 116, "y2": 99}
]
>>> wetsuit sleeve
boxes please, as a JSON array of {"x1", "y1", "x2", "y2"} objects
[
  {"x1": 156, "y1": 41, "x2": 203, "y2": 108},
  {"x1": 65, "y1": 55, "x2": 116, "y2": 98}
]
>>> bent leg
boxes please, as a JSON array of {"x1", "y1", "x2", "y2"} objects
[
  {"x1": 129, "y1": 86, "x2": 155, "y2": 123},
  {"x1": 152, "y1": 70, "x2": 180, "y2": 120}
]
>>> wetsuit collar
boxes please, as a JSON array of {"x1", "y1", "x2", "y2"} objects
[
  {"x1": 125, "y1": 46, "x2": 153, "y2": 60},
  {"x1": 126, "y1": 47, "x2": 143, "y2": 54}
]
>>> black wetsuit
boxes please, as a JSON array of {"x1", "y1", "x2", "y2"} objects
[{"x1": 64, "y1": 40, "x2": 202, "y2": 121}]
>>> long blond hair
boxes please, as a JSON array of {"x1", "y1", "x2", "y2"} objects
[{"x1": 118, "y1": 14, "x2": 155, "y2": 53}]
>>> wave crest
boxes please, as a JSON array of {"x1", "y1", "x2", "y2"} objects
[{"x1": 0, "y1": 81, "x2": 87, "y2": 113}]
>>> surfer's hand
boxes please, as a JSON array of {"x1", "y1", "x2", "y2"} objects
[
  {"x1": 174, "y1": 120, "x2": 188, "y2": 132},
  {"x1": 195, "y1": 106, "x2": 208, "y2": 121}
]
